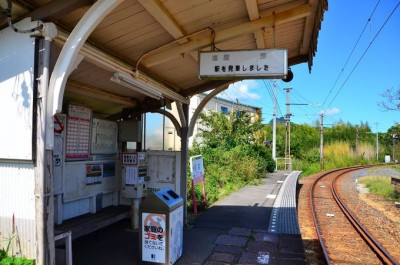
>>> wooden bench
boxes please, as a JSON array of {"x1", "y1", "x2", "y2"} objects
[{"x1": 55, "y1": 205, "x2": 131, "y2": 242}]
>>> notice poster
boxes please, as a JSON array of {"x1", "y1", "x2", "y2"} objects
[
  {"x1": 142, "y1": 213, "x2": 166, "y2": 263},
  {"x1": 66, "y1": 104, "x2": 91, "y2": 160}
]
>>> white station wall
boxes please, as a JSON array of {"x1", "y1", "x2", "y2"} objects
[{"x1": 0, "y1": 18, "x2": 36, "y2": 160}]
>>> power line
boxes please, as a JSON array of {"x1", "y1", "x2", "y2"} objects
[
  {"x1": 291, "y1": 88, "x2": 323, "y2": 119},
  {"x1": 325, "y1": 1, "x2": 400, "y2": 112},
  {"x1": 322, "y1": 0, "x2": 381, "y2": 108},
  {"x1": 263, "y1": 79, "x2": 284, "y2": 118}
]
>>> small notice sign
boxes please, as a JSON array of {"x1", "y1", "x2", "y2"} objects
[
  {"x1": 189, "y1": 155, "x2": 207, "y2": 215},
  {"x1": 190, "y1": 155, "x2": 205, "y2": 185},
  {"x1": 142, "y1": 213, "x2": 166, "y2": 263}
]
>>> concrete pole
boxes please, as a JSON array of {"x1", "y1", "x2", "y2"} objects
[
  {"x1": 272, "y1": 80, "x2": 277, "y2": 162},
  {"x1": 376, "y1": 132, "x2": 379, "y2": 161},
  {"x1": 393, "y1": 134, "x2": 396, "y2": 163},
  {"x1": 355, "y1": 126, "x2": 359, "y2": 158},
  {"x1": 319, "y1": 114, "x2": 324, "y2": 170},
  {"x1": 284, "y1": 88, "x2": 291, "y2": 170}
]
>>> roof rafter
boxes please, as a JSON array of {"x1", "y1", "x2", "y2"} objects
[
  {"x1": 137, "y1": 0, "x2": 199, "y2": 62},
  {"x1": 21, "y1": 0, "x2": 94, "y2": 21},
  {"x1": 136, "y1": 0, "x2": 185, "y2": 40},
  {"x1": 141, "y1": 3, "x2": 311, "y2": 67},
  {"x1": 245, "y1": 0, "x2": 266, "y2": 49}
]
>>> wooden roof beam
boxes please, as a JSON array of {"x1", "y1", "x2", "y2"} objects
[
  {"x1": 23, "y1": 0, "x2": 95, "y2": 21},
  {"x1": 301, "y1": 0, "x2": 319, "y2": 54},
  {"x1": 137, "y1": 0, "x2": 199, "y2": 62},
  {"x1": 141, "y1": 3, "x2": 311, "y2": 68},
  {"x1": 136, "y1": 0, "x2": 185, "y2": 40},
  {"x1": 245, "y1": 0, "x2": 266, "y2": 49}
]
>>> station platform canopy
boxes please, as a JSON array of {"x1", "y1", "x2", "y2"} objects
[{"x1": 1, "y1": 0, "x2": 327, "y2": 118}]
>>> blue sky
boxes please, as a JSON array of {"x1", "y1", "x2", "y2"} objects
[{"x1": 220, "y1": 0, "x2": 400, "y2": 133}]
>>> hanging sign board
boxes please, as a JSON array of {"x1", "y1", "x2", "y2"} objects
[{"x1": 198, "y1": 49, "x2": 287, "y2": 80}]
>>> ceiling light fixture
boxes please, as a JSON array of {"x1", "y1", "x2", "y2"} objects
[
  {"x1": 111, "y1": 71, "x2": 190, "y2": 104},
  {"x1": 110, "y1": 72, "x2": 164, "y2": 100}
]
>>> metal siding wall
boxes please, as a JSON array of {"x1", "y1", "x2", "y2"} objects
[{"x1": 0, "y1": 161, "x2": 36, "y2": 259}]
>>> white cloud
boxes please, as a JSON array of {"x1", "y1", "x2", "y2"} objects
[
  {"x1": 223, "y1": 80, "x2": 261, "y2": 101},
  {"x1": 320, "y1": 107, "x2": 340, "y2": 116}
]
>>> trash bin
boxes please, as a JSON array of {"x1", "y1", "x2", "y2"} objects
[{"x1": 139, "y1": 188, "x2": 183, "y2": 265}]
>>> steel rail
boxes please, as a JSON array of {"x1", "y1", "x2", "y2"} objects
[
  {"x1": 332, "y1": 170, "x2": 399, "y2": 265},
  {"x1": 310, "y1": 165, "x2": 399, "y2": 265}
]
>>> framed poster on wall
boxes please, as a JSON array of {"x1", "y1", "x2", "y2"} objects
[{"x1": 65, "y1": 104, "x2": 92, "y2": 160}]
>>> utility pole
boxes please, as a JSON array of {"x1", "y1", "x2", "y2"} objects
[
  {"x1": 355, "y1": 126, "x2": 359, "y2": 158},
  {"x1": 376, "y1": 132, "x2": 379, "y2": 161},
  {"x1": 319, "y1": 114, "x2": 324, "y2": 170},
  {"x1": 284, "y1": 87, "x2": 291, "y2": 171},
  {"x1": 393, "y1": 134, "x2": 396, "y2": 163},
  {"x1": 375, "y1": 122, "x2": 379, "y2": 162},
  {"x1": 272, "y1": 80, "x2": 276, "y2": 161}
]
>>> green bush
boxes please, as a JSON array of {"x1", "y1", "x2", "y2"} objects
[
  {"x1": 188, "y1": 110, "x2": 275, "y2": 208},
  {"x1": 0, "y1": 255, "x2": 35, "y2": 265},
  {"x1": 300, "y1": 148, "x2": 320, "y2": 163}
]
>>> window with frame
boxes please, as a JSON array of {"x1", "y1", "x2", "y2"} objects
[{"x1": 220, "y1": 106, "x2": 228, "y2": 114}]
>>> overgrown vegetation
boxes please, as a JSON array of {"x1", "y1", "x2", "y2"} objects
[
  {"x1": 188, "y1": 110, "x2": 275, "y2": 208},
  {"x1": 187, "y1": 109, "x2": 400, "y2": 209},
  {"x1": 282, "y1": 122, "x2": 400, "y2": 176},
  {"x1": 358, "y1": 175, "x2": 400, "y2": 201}
]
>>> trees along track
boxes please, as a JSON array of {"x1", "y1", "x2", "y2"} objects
[{"x1": 310, "y1": 166, "x2": 399, "y2": 265}]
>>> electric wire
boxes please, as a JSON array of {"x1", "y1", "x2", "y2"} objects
[
  {"x1": 263, "y1": 79, "x2": 284, "y2": 119},
  {"x1": 321, "y1": 0, "x2": 381, "y2": 108},
  {"x1": 324, "y1": 1, "x2": 400, "y2": 113}
]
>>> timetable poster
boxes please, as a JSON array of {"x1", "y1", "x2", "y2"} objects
[{"x1": 65, "y1": 104, "x2": 92, "y2": 160}]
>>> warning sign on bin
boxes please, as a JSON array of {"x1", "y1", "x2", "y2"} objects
[{"x1": 142, "y1": 213, "x2": 166, "y2": 263}]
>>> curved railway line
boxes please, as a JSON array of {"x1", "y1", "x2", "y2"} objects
[{"x1": 309, "y1": 166, "x2": 400, "y2": 265}]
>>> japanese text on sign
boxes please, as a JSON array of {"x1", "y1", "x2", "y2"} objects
[
  {"x1": 190, "y1": 155, "x2": 204, "y2": 185},
  {"x1": 199, "y1": 49, "x2": 287, "y2": 79},
  {"x1": 142, "y1": 213, "x2": 166, "y2": 263}
]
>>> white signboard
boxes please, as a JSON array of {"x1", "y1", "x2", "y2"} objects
[
  {"x1": 91, "y1": 118, "x2": 118, "y2": 154},
  {"x1": 199, "y1": 49, "x2": 287, "y2": 79},
  {"x1": 190, "y1": 155, "x2": 204, "y2": 185},
  {"x1": 142, "y1": 213, "x2": 166, "y2": 263},
  {"x1": 124, "y1": 166, "x2": 138, "y2": 185}
]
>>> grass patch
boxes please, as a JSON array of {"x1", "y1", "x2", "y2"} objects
[
  {"x1": 0, "y1": 252, "x2": 35, "y2": 265},
  {"x1": 1, "y1": 227, "x2": 35, "y2": 265},
  {"x1": 358, "y1": 175, "x2": 400, "y2": 200}
]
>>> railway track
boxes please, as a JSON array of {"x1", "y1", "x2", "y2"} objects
[{"x1": 310, "y1": 167, "x2": 399, "y2": 265}]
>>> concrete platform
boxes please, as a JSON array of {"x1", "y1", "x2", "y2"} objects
[
  {"x1": 268, "y1": 171, "x2": 301, "y2": 234},
  {"x1": 61, "y1": 171, "x2": 305, "y2": 265}
]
